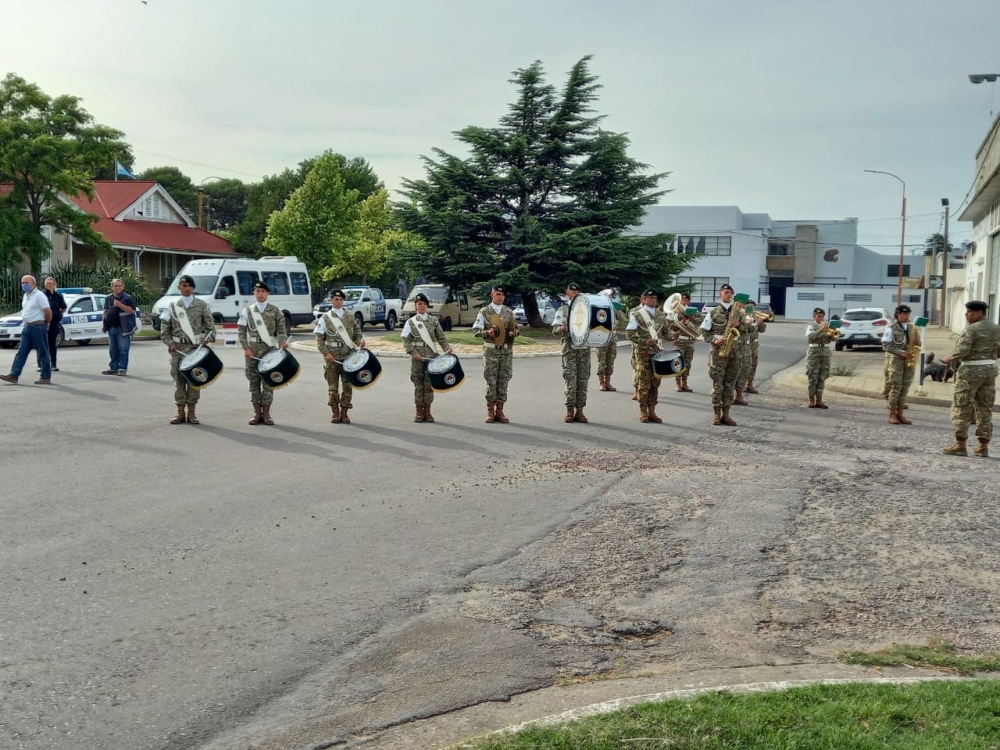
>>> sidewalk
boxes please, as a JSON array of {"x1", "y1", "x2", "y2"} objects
[{"x1": 780, "y1": 326, "x2": 959, "y2": 408}]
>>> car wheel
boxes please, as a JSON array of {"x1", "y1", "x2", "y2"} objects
[
  {"x1": 355, "y1": 313, "x2": 364, "y2": 330},
  {"x1": 77, "y1": 339, "x2": 91, "y2": 346},
  {"x1": 0, "y1": 342, "x2": 14, "y2": 349},
  {"x1": 284, "y1": 312, "x2": 293, "y2": 335},
  {"x1": 384, "y1": 312, "x2": 397, "y2": 331},
  {"x1": 55, "y1": 328, "x2": 64, "y2": 348},
  {"x1": 152, "y1": 317, "x2": 161, "y2": 331},
  {"x1": 835, "y1": 342, "x2": 844, "y2": 351},
  {"x1": 442, "y1": 317, "x2": 453, "y2": 332}
]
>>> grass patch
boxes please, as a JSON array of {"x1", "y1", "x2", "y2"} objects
[
  {"x1": 458, "y1": 679, "x2": 1000, "y2": 749},
  {"x1": 382, "y1": 331, "x2": 540, "y2": 346},
  {"x1": 830, "y1": 361, "x2": 858, "y2": 377},
  {"x1": 839, "y1": 639, "x2": 1000, "y2": 676}
]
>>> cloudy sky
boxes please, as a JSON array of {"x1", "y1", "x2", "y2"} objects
[{"x1": 4, "y1": 0, "x2": 999, "y2": 252}]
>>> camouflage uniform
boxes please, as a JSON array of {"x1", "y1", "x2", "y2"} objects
[
  {"x1": 160, "y1": 297, "x2": 216, "y2": 407},
  {"x1": 665, "y1": 313, "x2": 699, "y2": 375},
  {"x1": 474, "y1": 304, "x2": 517, "y2": 404},
  {"x1": 402, "y1": 314, "x2": 450, "y2": 405},
  {"x1": 702, "y1": 304, "x2": 750, "y2": 409},
  {"x1": 596, "y1": 307, "x2": 626, "y2": 382},
  {"x1": 804, "y1": 322, "x2": 833, "y2": 400},
  {"x1": 316, "y1": 310, "x2": 363, "y2": 413},
  {"x1": 881, "y1": 321, "x2": 919, "y2": 413},
  {"x1": 237, "y1": 302, "x2": 288, "y2": 407},
  {"x1": 746, "y1": 317, "x2": 765, "y2": 388},
  {"x1": 626, "y1": 306, "x2": 668, "y2": 419},
  {"x1": 736, "y1": 317, "x2": 757, "y2": 395},
  {"x1": 554, "y1": 303, "x2": 591, "y2": 411},
  {"x1": 948, "y1": 319, "x2": 1000, "y2": 443}
]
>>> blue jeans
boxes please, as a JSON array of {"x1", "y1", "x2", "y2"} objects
[
  {"x1": 108, "y1": 328, "x2": 132, "y2": 372},
  {"x1": 11, "y1": 324, "x2": 51, "y2": 379}
]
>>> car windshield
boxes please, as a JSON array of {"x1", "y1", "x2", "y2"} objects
[
  {"x1": 341, "y1": 288, "x2": 364, "y2": 302},
  {"x1": 843, "y1": 310, "x2": 884, "y2": 322},
  {"x1": 408, "y1": 286, "x2": 448, "y2": 304},
  {"x1": 165, "y1": 276, "x2": 219, "y2": 295}
]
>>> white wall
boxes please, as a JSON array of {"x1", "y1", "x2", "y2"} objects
[{"x1": 784, "y1": 286, "x2": 927, "y2": 320}]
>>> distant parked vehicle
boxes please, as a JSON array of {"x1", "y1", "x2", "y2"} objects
[
  {"x1": 834, "y1": 307, "x2": 890, "y2": 351},
  {"x1": 0, "y1": 291, "x2": 143, "y2": 348},
  {"x1": 312, "y1": 286, "x2": 401, "y2": 330},
  {"x1": 513, "y1": 293, "x2": 562, "y2": 326}
]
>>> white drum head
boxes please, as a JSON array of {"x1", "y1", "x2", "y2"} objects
[
  {"x1": 342, "y1": 349, "x2": 369, "y2": 372},
  {"x1": 180, "y1": 348, "x2": 210, "y2": 368},
  {"x1": 427, "y1": 354, "x2": 457, "y2": 374},
  {"x1": 569, "y1": 296, "x2": 591, "y2": 346},
  {"x1": 258, "y1": 350, "x2": 285, "y2": 369}
]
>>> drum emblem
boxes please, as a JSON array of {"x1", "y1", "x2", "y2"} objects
[
  {"x1": 192, "y1": 367, "x2": 208, "y2": 382},
  {"x1": 444, "y1": 373, "x2": 456, "y2": 386},
  {"x1": 358, "y1": 369, "x2": 373, "y2": 384},
  {"x1": 270, "y1": 372, "x2": 284, "y2": 384},
  {"x1": 596, "y1": 309, "x2": 608, "y2": 323},
  {"x1": 672, "y1": 357, "x2": 682, "y2": 370}
]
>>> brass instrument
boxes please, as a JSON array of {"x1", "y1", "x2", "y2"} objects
[
  {"x1": 719, "y1": 302, "x2": 743, "y2": 357},
  {"x1": 663, "y1": 293, "x2": 703, "y2": 340},
  {"x1": 826, "y1": 327, "x2": 841, "y2": 340},
  {"x1": 904, "y1": 329, "x2": 921, "y2": 369},
  {"x1": 752, "y1": 310, "x2": 774, "y2": 323}
]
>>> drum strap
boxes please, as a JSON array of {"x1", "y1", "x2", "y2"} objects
[
  {"x1": 248, "y1": 306, "x2": 274, "y2": 348},
  {"x1": 638, "y1": 308, "x2": 658, "y2": 345},
  {"x1": 325, "y1": 311, "x2": 357, "y2": 350},
  {"x1": 413, "y1": 318, "x2": 439, "y2": 354},
  {"x1": 171, "y1": 300, "x2": 200, "y2": 344}
]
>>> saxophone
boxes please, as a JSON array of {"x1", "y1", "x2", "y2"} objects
[
  {"x1": 904, "y1": 327, "x2": 921, "y2": 369},
  {"x1": 719, "y1": 302, "x2": 742, "y2": 357}
]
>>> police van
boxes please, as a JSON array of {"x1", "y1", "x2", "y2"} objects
[{"x1": 151, "y1": 257, "x2": 313, "y2": 331}]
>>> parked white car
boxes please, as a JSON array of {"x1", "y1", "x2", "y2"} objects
[
  {"x1": 0, "y1": 293, "x2": 143, "y2": 348},
  {"x1": 514, "y1": 293, "x2": 562, "y2": 326},
  {"x1": 833, "y1": 307, "x2": 889, "y2": 351}
]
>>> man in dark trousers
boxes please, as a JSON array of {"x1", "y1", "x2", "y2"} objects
[
  {"x1": 42, "y1": 277, "x2": 66, "y2": 372},
  {"x1": 102, "y1": 278, "x2": 137, "y2": 376}
]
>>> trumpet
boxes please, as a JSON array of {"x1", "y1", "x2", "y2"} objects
[{"x1": 752, "y1": 310, "x2": 774, "y2": 323}]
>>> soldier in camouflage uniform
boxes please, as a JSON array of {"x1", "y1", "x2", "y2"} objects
[
  {"x1": 402, "y1": 292, "x2": 453, "y2": 423},
  {"x1": 596, "y1": 288, "x2": 625, "y2": 392},
  {"x1": 238, "y1": 281, "x2": 289, "y2": 426},
  {"x1": 664, "y1": 292, "x2": 699, "y2": 393},
  {"x1": 700, "y1": 284, "x2": 751, "y2": 425},
  {"x1": 473, "y1": 284, "x2": 518, "y2": 423},
  {"x1": 159, "y1": 274, "x2": 216, "y2": 425},
  {"x1": 881, "y1": 304, "x2": 920, "y2": 425},
  {"x1": 733, "y1": 307, "x2": 757, "y2": 406},
  {"x1": 315, "y1": 289, "x2": 365, "y2": 424},
  {"x1": 626, "y1": 289, "x2": 668, "y2": 423},
  {"x1": 942, "y1": 300, "x2": 1000, "y2": 457},
  {"x1": 804, "y1": 307, "x2": 834, "y2": 409},
  {"x1": 744, "y1": 299, "x2": 766, "y2": 394},
  {"x1": 553, "y1": 283, "x2": 591, "y2": 423}
]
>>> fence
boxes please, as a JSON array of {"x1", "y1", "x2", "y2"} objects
[{"x1": 0, "y1": 264, "x2": 159, "y2": 315}]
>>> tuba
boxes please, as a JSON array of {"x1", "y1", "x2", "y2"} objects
[{"x1": 663, "y1": 293, "x2": 703, "y2": 340}]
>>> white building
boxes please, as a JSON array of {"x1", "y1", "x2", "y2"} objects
[
  {"x1": 957, "y1": 110, "x2": 1000, "y2": 328},
  {"x1": 636, "y1": 206, "x2": 925, "y2": 319}
]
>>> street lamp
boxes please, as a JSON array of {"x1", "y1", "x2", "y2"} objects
[
  {"x1": 864, "y1": 169, "x2": 907, "y2": 307},
  {"x1": 198, "y1": 176, "x2": 226, "y2": 230},
  {"x1": 969, "y1": 74, "x2": 1000, "y2": 117}
]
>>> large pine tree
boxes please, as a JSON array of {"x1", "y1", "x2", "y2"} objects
[{"x1": 398, "y1": 56, "x2": 688, "y2": 325}]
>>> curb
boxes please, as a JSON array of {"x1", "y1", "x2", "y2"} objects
[{"x1": 774, "y1": 365, "x2": 953, "y2": 408}]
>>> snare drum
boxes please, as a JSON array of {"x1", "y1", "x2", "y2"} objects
[
  {"x1": 341, "y1": 348, "x2": 382, "y2": 389},
  {"x1": 569, "y1": 293, "x2": 615, "y2": 348},
  {"x1": 650, "y1": 349, "x2": 687, "y2": 379},
  {"x1": 179, "y1": 346, "x2": 224, "y2": 389},
  {"x1": 426, "y1": 353, "x2": 465, "y2": 392},
  {"x1": 257, "y1": 349, "x2": 300, "y2": 389}
]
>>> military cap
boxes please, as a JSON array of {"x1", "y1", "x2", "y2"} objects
[
  {"x1": 330, "y1": 289, "x2": 345, "y2": 299},
  {"x1": 491, "y1": 284, "x2": 506, "y2": 293},
  {"x1": 179, "y1": 274, "x2": 196, "y2": 287},
  {"x1": 813, "y1": 307, "x2": 826, "y2": 316},
  {"x1": 894, "y1": 304, "x2": 911, "y2": 315},
  {"x1": 413, "y1": 292, "x2": 430, "y2": 304},
  {"x1": 641, "y1": 288, "x2": 659, "y2": 297},
  {"x1": 680, "y1": 292, "x2": 691, "y2": 300},
  {"x1": 966, "y1": 300, "x2": 988, "y2": 312},
  {"x1": 719, "y1": 283, "x2": 734, "y2": 292},
  {"x1": 566, "y1": 282, "x2": 582, "y2": 292},
  {"x1": 253, "y1": 281, "x2": 270, "y2": 293}
]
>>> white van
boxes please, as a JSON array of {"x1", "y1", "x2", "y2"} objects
[{"x1": 151, "y1": 256, "x2": 313, "y2": 331}]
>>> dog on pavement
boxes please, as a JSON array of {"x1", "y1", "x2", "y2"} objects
[{"x1": 923, "y1": 352, "x2": 959, "y2": 383}]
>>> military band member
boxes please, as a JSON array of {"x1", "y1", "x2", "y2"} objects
[
  {"x1": 665, "y1": 291, "x2": 698, "y2": 393},
  {"x1": 402, "y1": 292, "x2": 453, "y2": 423},
  {"x1": 596, "y1": 288, "x2": 624, "y2": 392},
  {"x1": 942, "y1": 300, "x2": 1000, "y2": 457},
  {"x1": 315, "y1": 289, "x2": 366, "y2": 424},
  {"x1": 238, "y1": 281, "x2": 289, "y2": 426},
  {"x1": 733, "y1": 306, "x2": 757, "y2": 406},
  {"x1": 472, "y1": 284, "x2": 518, "y2": 423},
  {"x1": 700, "y1": 284, "x2": 749, "y2": 425},
  {"x1": 554, "y1": 282, "x2": 591, "y2": 423},
  {"x1": 159, "y1": 274, "x2": 216, "y2": 425},
  {"x1": 804, "y1": 307, "x2": 834, "y2": 409},
  {"x1": 744, "y1": 299, "x2": 766, "y2": 393},
  {"x1": 626, "y1": 289, "x2": 668, "y2": 423},
  {"x1": 881, "y1": 304, "x2": 919, "y2": 425}
]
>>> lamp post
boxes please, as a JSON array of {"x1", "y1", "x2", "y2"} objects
[
  {"x1": 198, "y1": 176, "x2": 226, "y2": 230},
  {"x1": 969, "y1": 74, "x2": 1000, "y2": 117},
  {"x1": 864, "y1": 169, "x2": 907, "y2": 307},
  {"x1": 940, "y1": 198, "x2": 949, "y2": 327}
]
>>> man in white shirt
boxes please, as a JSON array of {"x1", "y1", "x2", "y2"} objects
[{"x1": 1, "y1": 275, "x2": 53, "y2": 385}]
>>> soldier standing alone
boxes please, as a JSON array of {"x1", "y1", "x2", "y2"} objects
[
  {"x1": 881, "y1": 304, "x2": 919, "y2": 425},
  {"x1": 472, "y1": 284, "x2": 517, "y2": 423},
  {"x1": 402, "y1": 292, "x2": 453, "y2": 423},
  {"x1": 238, "y1": 281, "x2": 288, "y2": 426},
  {"x1": 315, "y1": 289, "x2": 366, "y2": 424},
  {"x1": 553, "y1": 283, "x2": 591, "y2": 423},
  {"x1": 159, "y1": 274, "x2": 216, "y2": 425},
  {"x1": 942, "y1": 300, "x2": 1000, "y2": 457}
]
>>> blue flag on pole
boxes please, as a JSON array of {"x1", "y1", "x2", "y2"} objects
[{"x1": 115, "y1": 160, "x2": 135, "y2": 180}]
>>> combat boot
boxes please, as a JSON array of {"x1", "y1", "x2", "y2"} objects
[
  {"x1": 808, "y1": 395, "x2": 817, "y2": 408},
  {"x1": 720, "y1": 407, "x2": 737, "y2": 426},
  {"x1": 733, "y1": 390, "x2": 748, "y2": 406},
  {"x1": 414, "y1": 402, "x2": 425, "y2": 422},
  {"x1": 888, "y1": 408, "x2": 901, "y2": 425},
  {"x1": 249, "y1": 404, "x2": 263, "y2": 425},
  {"x1": 675, "y1": 377, "x2": 685, "y2": 392},
  {"x1": 339, "y1": 406, "x2": 351, "y2": 424},
  {"x1": 485, "y1": 402, "x2": 496, "y2": 423},
  {"x1": 896, "y1": 408, "x2": 912, "y2": 425},
  {"x1": 564, "y1": 408, "x2": 576, "y2": 423},
  {"x1": 170, "y1": 403, "x2": 186, "y2": 425},
  {"x1": 631, "y1": 388, "x2": 639, "y2": 401},
  {"x1": 261, "y1": 404, "x2": 274, "y2": 426},
  {"x1": 942, "y1": 436, "x2": 968, "y2": 456},
  {"x1": 604, "y1": 377, "x2": 616, "y2": 392},
  {"x1": 974, "y1": 439, "x2": 989, "y2": 458},
  {"x1": 745, "y1": 379, "x2": 759, "y2": 394},
  {"x1": 423, "y1": 404, "x2": 435, "y2": 423},
  {"x1": 680, "y1": 376, "x2": 693, "y2": 393},
  {"x1": 639, "y1": 403, "x2": 650, "y2": 423},
  {"x1": 186, "y1": 404, "x2": 200, "y2": 425},
  {"x1": 574, "y1": 408, "x2": 588, "y2": 424},
  {"x1": 494, "y1": 402, "x2": 510, "y2": 423},
  {"x1": 329, "y1": 402, "x2": 341, "y2": 423},
  {"x1": 814, "y1": 397, "x2": 829, "y2": 410},
  {"x1": 647, "y1": 404, "x2": 662, "y2": 423},
  {"x1": 599, "y1": 375, "x2": 610, "y2": 392},
  {"x1": 712, "y1": 407, "x2": 722, "y2": 426}
]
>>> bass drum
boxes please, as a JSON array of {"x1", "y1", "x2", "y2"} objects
[
  {"x1": 179, "y1": 346, "x2": 224, "y2": 389},
  {"x1": 651, "y1": 349, "x2": 687, "y2": 379},
  {"x1": 341, "y1": 348, "x2": 382, "y2": 389},
  {"x1": 426, "y1": 353, "x2": 465, "y2": 392},
  {"x1": 569, "y1": 293, "x2": 615, "y2": 348},
  {"x1": 257, "y1": 348, "x2": 300, "y2": 389}
]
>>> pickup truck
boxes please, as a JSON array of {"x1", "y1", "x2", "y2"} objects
[{"x1": 312, "y1": 286, "x2": 402, "y2": 330}]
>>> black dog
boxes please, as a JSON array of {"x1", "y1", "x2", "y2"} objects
[{"x1": 923, "y1": 352, "x2": 959, "y2": 383}]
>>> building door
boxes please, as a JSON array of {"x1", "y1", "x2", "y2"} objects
[{"x1": 768, "y1": 276, "x2": 793, "y2": 316}]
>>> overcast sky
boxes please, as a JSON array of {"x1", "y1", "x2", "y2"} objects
[{"x1": 4, "y1": 0, "x2": 1000, "y2": 253}]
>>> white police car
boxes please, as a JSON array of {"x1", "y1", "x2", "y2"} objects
[{"x1": 0, "y1": 290, "x2": 143, "y2": 348}]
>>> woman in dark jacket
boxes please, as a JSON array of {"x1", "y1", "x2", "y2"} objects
[{"x1": 42, "y1": 277, "x2": 67, "y2": 372}]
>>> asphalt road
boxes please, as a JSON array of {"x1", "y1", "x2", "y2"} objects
[{"x1": 0, "y1": 323, "x2": 856, "y2": 750}]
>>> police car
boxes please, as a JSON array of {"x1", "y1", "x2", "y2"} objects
[{"x1": 0, "y1": 289, "x2": 143, "y2": 348}]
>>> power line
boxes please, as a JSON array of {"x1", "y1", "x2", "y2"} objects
[{"x1": 132, "y1": 149, "x2": 264, "y2": 179}]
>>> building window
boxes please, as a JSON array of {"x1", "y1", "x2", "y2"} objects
[
  {"x1": 159, "y1": 254, "x2": 176, "y2": 280},
  {"x1": 675, "y1": 236, "x2": 732, "y2": 256},
  {"x1": 887, "y1": 264, "x2": 910, "y2": 277},
  {"x1": 768, "y1": 241, "x2": 793, "y2": 256},
  {"x1": 674, "y1": 276, "x2": 731, "y2": 303}
]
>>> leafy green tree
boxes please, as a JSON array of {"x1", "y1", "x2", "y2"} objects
[
  {"x1": 137, "y1": 166, "x2": 199, "y2": 219},
  {"x1": 923, "y1": 232, "x2": 955, "y2": 257},
  {"x1": 202, "y1": 178, "x2": 247, "y2": 231},
  {"x1": 0, "y1": 73, "x2": 129, "y2": 273},
  {"x1": 398, "y1": 57, "x2": 687, "y2": 325}
]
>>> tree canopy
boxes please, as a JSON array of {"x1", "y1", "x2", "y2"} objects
[
  {"x1": 397, "y1": 56, "x2": 686, "y2": 325},
  {"x1": 0, "y1": 73, "x2": 130, "y2": 273}
]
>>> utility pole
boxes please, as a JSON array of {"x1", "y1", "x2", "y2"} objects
[
  {"x1": 941, "y1": 198, "x2": 949, "y2": 327},
  {"x1": 198, "y1": 187, "x2": 205, "y2": 230}
]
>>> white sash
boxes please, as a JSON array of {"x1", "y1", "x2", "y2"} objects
[
  {"x1": 171, "y1": 300, "x2": 201, "y2": 344},
  {"x1": 638, "y1": 308, "x2": 658, "y2": 342},
  {"x1": 248, "y1": 305, "x2": 274, "y2": 348},
  {"x1": 413, "y1": 317, "x2": 439, "y2": 354},
  {"x1": 325, "y1": 311, "x2": 357, "y2": 350}
]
